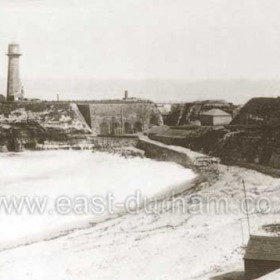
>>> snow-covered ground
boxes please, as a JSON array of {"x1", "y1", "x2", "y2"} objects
[
  {"x1": 1, "y1": 151, "x2": 280, "y2": 279},
  {"x1": 0, "y1": 150, "x2": 196, "y2": 250}
]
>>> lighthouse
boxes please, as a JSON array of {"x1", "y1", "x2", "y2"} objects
[{"x1": 6, "y1": 43, "x2": 24, "y2": 101}]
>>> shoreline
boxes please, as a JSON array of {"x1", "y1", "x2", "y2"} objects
[
  {"x1": 0, "y1": 150, "x2": 197, "y2": 252},
  {"x1": 1, "y1": 148, "x2": 280, "y2": 279}
]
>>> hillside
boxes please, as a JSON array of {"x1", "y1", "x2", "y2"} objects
[
  {"x1": 165, "y1": 100, "x2": 238, "y2": 126},
  {"x1": 231, "y1": 97, "x2": 280, "y2": 126}
]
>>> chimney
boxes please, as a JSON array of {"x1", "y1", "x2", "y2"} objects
[{"x1": 124, "y1": 90, "x2": 128, "y2": 100}]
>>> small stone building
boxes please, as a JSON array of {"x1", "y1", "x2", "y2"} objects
[
  {"x1": 200, "y1": 108, "x2": 232, "y2": 126},
  {"x1": 244, "y1": 235, "x2": 280, "y2": 280}
]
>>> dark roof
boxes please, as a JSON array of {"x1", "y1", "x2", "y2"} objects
[
  {"x1": 200, "y1": 108, "x2": 231, "y2": 117},
  {"x1": 245, "y1": 235, "x2": 280, "y2": 262}
]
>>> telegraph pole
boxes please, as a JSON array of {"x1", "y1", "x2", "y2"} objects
[
  {"x1": 240, "y1": 218, "x2": 245, "y2": 245},
  {"x1": 242, "y1": 180, "x2": 251, "y2": 236}
]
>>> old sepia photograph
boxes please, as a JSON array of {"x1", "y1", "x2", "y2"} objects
[{"x1": 1, "y1": 0, "x2": 280, "y2": 279}]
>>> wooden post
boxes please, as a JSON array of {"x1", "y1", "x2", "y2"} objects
[
  {"x1": 240, "y1": 218, "x2": 245, "y2": 246},
  {"x1": 243, "y1": 180, "x2": 251, "y2": 236}
]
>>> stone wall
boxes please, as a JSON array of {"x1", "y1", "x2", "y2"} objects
[
  {"x1": 137, "y1": 137, "x2": 194, "y2": 169},
  {"x1": 78, "y1": 101, "x2": 163, "y2": 136},
  {"x1": 92, "y1": 136, "x2": 138, "y2": 148},
  {"x1": 137, "y1": 137, "x2": 220, "y2": 182},
  {"x1": 77, "y1": 104, "x2": 91, "y2": 128}
]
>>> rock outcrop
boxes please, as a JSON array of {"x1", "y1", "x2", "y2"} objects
[{"x1": 0, "y1": 102, "x2": 91, "y2": 151}]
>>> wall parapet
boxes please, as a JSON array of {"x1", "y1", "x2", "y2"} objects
[{"x1": 137, "y1": 136, "x2": 219, "y2": 178}]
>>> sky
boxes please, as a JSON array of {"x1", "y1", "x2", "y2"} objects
[
  {"x1": 1, "y1": 0, "x2": 280, "y2": 102},
  {"x1": 0, "y1": 0, "x2": 280, "y2": 81}
]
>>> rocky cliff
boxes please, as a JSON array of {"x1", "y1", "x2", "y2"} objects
[{"x1": 0, "y1": 102, "x2": 91, "y2": 151}]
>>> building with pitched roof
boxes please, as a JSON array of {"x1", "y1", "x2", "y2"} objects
[
  {"x1": 244, "y1": 235, "x2": 280, "y2": 279},
  {"x1": 200, "y1": 108, "x2": 232, "y2": 126}
]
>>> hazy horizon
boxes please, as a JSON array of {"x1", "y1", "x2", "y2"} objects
[
  {"x1": 1, "y1": 78, "x2": 280, "y2": 104},
  {"x1": 1, "y1": 0, "x2": 280, "y2": 104}
]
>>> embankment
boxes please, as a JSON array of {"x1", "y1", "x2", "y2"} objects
[
  {"x1": 137, "y1": 136, "x2": 220, "y2": 182},
  {"x1": 146, "y1": 124, "x2": 280, "y2": 178},
  {"x1": 137, "y1": 136, "x2": 196, "y2": 168}
]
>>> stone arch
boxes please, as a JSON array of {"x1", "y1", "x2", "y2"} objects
[
  {"x1": 112, "y1": 122, "x2": 121, "y2": 136},
  {"x1": 134, "y1": 121, "x2": 143, "y2": 133},
  {"x1": 124, "y1": 122, "x2": 132, "y2": 134},
  {"x1": 100, "y1": 122, "x2": 110, "y2": 135}
]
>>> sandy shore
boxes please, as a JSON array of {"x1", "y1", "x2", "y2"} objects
[{"x1": 1, "y1": 161, "x2": 280, "y2": 279}]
